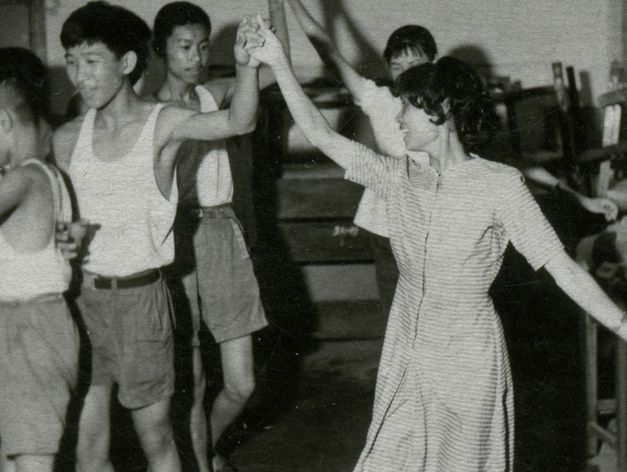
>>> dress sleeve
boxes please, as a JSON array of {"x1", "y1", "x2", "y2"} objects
[
  {"x1": 498, "y1": 169, "x2": 564, "y2": 270},
  {"x1": 343, "y1": 140, "x2": 397, "y2": 199},
  {"x1": 352, "y1": 78, "x2": 396, "y2": 117}
]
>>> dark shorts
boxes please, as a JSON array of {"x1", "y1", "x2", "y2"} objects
[
  {"x1": 173, "y1": 206, "x2": 267, "y2": 345},
  {"x1": 0, "y1": 295, "x2": 79, "y2": 457},
  {"x1": 76, "y1": 275, "x2": 175, "y2": 409}
]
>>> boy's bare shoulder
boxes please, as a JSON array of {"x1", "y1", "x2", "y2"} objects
[{"x1": 202, "y1": 78, "x2": 233, "y2": 108}]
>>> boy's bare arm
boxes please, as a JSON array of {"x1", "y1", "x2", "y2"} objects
[
  {"x1": 163, "y1": 62, "x2": 258, "y2": 143},
  {"x1": 285, "y1": 0, "x2": 366, "y2": 95},
  {"x1": 172, "y1": 16, "x2": 260, "y2": 126},
  {"x1": 0, "y1": 168, "x2": 30, "y2": 217}
]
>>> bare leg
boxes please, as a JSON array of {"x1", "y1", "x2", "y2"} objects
[
  {"x1": 210, "y1": 335, "x2": 255, "y2": 470},
  {"x1": 132, "y1": 398, "x2": 181, "y2": 472},
  {"x1": 189, "y1": 347, "x2": 210, "y2": 472},
  {"x1": 12, "y1": 455, "x2": 54, "y2": 472},
  {"x1": 76, "y1": 384, "x2": 114, "y2": 472}
]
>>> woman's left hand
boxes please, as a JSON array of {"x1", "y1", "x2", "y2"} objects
[
  {"x1": 580, "y1": 196, "x2": 619, "y2": 222},
  {"x1": 245, "y1": 15, "x2": 287, "y2": 68}
]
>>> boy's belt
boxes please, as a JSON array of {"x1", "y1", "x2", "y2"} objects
[
  {"x1": 183, "y1": 204, "x2": 234, "y2": 219},
  {"x1": 85, "y1": 269, "x2": 161, "y2": 290}
]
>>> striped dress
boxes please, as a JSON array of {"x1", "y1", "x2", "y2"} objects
[{"x1": 345, "y1": 144, "x2": 563, "y2": 472}]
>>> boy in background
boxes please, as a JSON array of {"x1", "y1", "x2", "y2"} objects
[{"x1": 152, "y1": 2, "x2": 289, "y2": 470}]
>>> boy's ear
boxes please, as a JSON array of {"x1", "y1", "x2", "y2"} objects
[
  {"x1": 120, "y1": 51, "x2": 138, "y2": 77},
  {"x1": 0, "y1": 108, "x2": 13, "y2": 135}
]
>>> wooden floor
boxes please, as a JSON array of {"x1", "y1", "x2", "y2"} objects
[{"x1": 57, "y1": 275, "x2": 598, "y2": 472}]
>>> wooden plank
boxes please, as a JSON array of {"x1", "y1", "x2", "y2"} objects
[
  {"x1": 586, "y1": 315, "x2": 600, "y2": 458},
  {"x1": 598, "y1": 87, "x2": 627, "y2": 108},
  {"x1": 277, "y1": 221, "x2": 372, "y2": 263},
  {"x1": 312, "y1": 301, "x2": 385, "y2": 340},
  {"x1": 282, "y1": 161, "x2": 344, "y2": 179},
  {"x1": 617, "y1": 339, "x2": 627, "y2": 471},
  {"x1": 276, "y1": 178, "x2": 363, "y2": 220}
]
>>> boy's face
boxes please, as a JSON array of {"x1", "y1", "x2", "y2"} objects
[
  {"x1": 165, "y1": 23, "x2": 210, "y2": 85},
  {"x1": 65, "y1": 42, "x2": 127, "y2": 109},
  {"x1": 388, "y1": 48, "x2": 429, "y2": 81}
]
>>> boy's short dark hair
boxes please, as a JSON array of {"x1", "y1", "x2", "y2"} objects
[
  {"x1": 0, "y1": 47, "x2": 48, "y2": 120},
  {"x1": 60, "y1": 1, "x2": 151, "y2": 85},
  {"x1": 384, "y1": 25, "x2": 437, "y2": 64},
  {"x1": 153, "y1": 2, "x2": 211, "y2": 58}
]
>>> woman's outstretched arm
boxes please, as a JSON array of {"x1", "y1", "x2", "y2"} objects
[{"x1": 545, "y1": 251, "x2": 627, "y2": 339}]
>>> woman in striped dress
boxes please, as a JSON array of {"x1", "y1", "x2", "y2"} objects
[{"x1": 247, "y1": 22, "x2": 627, "y2": 471}]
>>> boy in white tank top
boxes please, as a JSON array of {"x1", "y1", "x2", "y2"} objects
[
  {"x1": 0, "y1": 48, "x2": 79, "y2": 472},
  {"x1": 52, "y1": 4, "x2": 263, "y2": 472},
  {"x1": 152, "y1": 3, "x2": 289, "y2": 471}
]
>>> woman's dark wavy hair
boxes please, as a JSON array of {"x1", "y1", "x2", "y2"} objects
[
  {"x1": 61, "y1": 1, "x2": 151, "y2": 85},
  {"x1": 153, "y1": 2, "x2": 211, "y2": 58},
  {"x1": 395, "y1": 56, "x2": 499, "y2": 152}
]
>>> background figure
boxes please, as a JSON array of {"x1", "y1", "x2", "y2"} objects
[
  {"x1": 245, "y1": 24, "x2": 627, "y2": 471},
  {"x1": 152, "y1": 2, "x2": 289, "y2": 471}
]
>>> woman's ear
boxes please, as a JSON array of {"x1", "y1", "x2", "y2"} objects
[{"x1": 441, "y1": 99, "x2": 458, "y2": 132}]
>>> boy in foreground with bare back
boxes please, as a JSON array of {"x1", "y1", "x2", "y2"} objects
[
  {"x1": 0, "y1": 47, "x2": 79, "y2": 472},
  {"x1": 52, "y1": 2, "x2": 262, "y2": 471}
]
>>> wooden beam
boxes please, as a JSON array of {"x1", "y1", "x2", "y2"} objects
[
  {"x1": 276, "y1": 178, "x2": 363, "y2": 220},
  {"x1": 28, "y1": 0, "x2": 46, "y2": 60},
  {"x1": 277, "y1": 221, "x2": 372, "y2": 263}
]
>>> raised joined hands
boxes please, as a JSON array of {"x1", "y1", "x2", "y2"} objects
[{"x1": 244, "y1": 15, "x2": 287, "y2": 68}]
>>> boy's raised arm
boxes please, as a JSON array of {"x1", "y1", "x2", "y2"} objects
[
  {"x1": 285, "y1": 0, "x2": 366, "y2": 95},
  {"x1": 165, "y1": 19, "x2": 260, "y2": 142},
  {"x1": 217, "y1": 3, "x2": 291, "y2": 103}
]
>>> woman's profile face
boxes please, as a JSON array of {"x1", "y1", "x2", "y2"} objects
[{"x1": 396, "y1": 97, "x2": 440, "y2": 152}]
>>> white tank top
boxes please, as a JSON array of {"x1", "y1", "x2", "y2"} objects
[
  {"x1": 176, "y1": 85, "x2": 233, "y2": 208},
  {"x1": 69, "y1": 104, "x2": 178, "y2": 277},
  {"x1": 0, "y1": 160, "x2": 72, "y2": 301}
]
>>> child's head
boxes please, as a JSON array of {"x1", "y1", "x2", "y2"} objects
[
  {"x1": 0, "y1": 48, "x2": 50, "y2": 166},
  {"x1": 395, "y1": 56, "x2": 498, "y2": 153},
  {"x1": 153, "y1": 2, "x2": 212, "y2": 85},
  {"x1": 384, "y1": 25, "x2": 437, "y2": 80},
  {"x1": 61, "y1": 1, "x2": 151, "y2": 107}
]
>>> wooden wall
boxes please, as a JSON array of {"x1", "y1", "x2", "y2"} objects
[{"x1": 37, "y1": 0, "x2": 624, "y2": 115}]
